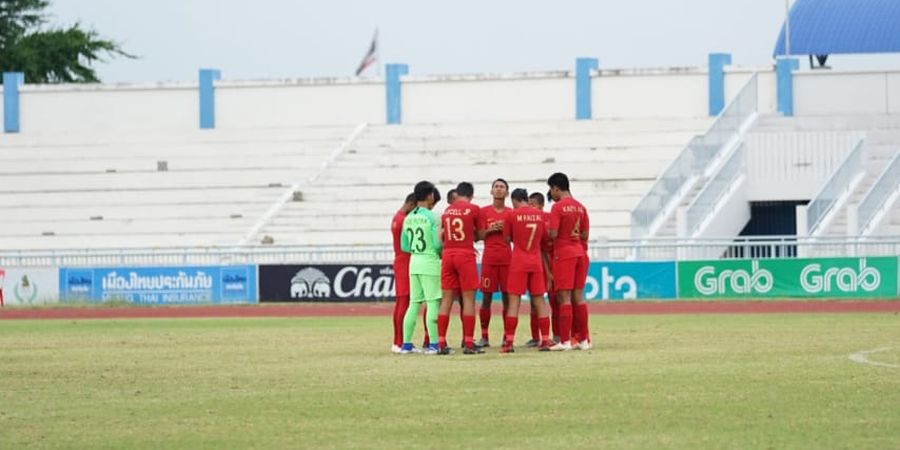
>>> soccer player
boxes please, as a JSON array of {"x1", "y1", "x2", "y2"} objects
[
  {"x1": 391, "y1": 193, "x2": 417, "y2": 353},
  {"x1": 446, "y1": 188, "x2": 458, "y2": 204},
  {"x1": 524, "y1": 191, "x2": 557, "y2": 346},
  {"x1": 476, "y1": 178, "x2": 512, "y2": 347},
  {"x1": 501, "y1": 188, "x2": 553, "y2": 353},
  {"x1": 400, "y1": 181, "x2": 443, "y2": 354},
  {"x1": 436, "y1": 182, "x2": 484, "y2": 355},
  {"x1": 546, "y1": 172, "x2": 591, "y2": 351}
]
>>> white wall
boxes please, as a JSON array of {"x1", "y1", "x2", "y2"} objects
[
  {"x1": 217, "y1": 81, "x2": 383, "y2": 128},
  {"x1": 19, "y1": 85, "x2": 196, "y2": 133},
  {"x1": 9, "y1": 67, "x2": 900, "y2": 134},
  {"x1": 795, "y1": 71, "x2": 900, "y2": 116}
]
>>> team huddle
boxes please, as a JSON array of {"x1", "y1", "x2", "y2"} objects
[{"x1": 390, "y1": 172, "x2": 592, "y2": 355}]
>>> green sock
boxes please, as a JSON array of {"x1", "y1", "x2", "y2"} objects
[
  {"x1": 425, "y1": 299, "x2": 439, "y2": 345},
  {"x1": 403, "y1": 302, "x2": 422, "y2": 344}
]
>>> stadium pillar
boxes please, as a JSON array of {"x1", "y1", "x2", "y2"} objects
[
  {"x1": 575, "y1": 58, "x2": 599, "y2": 120},
  {"x1": 776, "y1": 58, "x2": 799, "y2": 116},
  {"x1": 385, "y1": 64, "x2": 408, "y2": 125},
  {"x1": 707, "y1": 53, "x2": 732, "y2": 116},
  {"x1": 3, "y1": 72, "x2": 24, "y2": 133},
  {"x1": 199, "y1": 68, "x2": 221, "y2": 129}
]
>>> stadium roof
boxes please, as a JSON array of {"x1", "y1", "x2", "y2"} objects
[{"x1": 773, "y1": 0, "x2": 900, "y2": 57}]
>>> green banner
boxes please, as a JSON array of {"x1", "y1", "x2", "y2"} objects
[{"x1": 677, "y1": 257, "x2": 899, "y2": 299}]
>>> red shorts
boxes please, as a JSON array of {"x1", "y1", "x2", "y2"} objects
[
  {"x1": 480, "y1": 264, "x2": 509, "y2": 293},
  {"x1": 507, "y1": 270, "x2": 546, "y2": 297},
  {"x1": 552, "y1": 255, "x2": 587, "y2": 291},
  {"x1": 441, "y1": 253, "x2": 479, "y2": 291},
  {"x1": 394, "y1": 260, "x2": 410, "y2": 297}
]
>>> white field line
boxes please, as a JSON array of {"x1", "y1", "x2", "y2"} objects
[{"x1": 848, "y1": 347, "x2": 899, "y2": 369}]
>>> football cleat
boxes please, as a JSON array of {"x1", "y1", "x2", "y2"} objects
[
  {"x1": 476, "y1": 337, "x2": 491, "y2": 348},
  {"x1": 424, "y1": 344, "x2": 440, "y2": 355},
  {"x1": 575, "y1": 340, "x2": 593, "y2": 351},
  {"x1": 437, "y1": 346, "x2": 453, "y2": 355},
  {"x1": 523, "y1": 339, "x2": 539, "y2": 348},
  {"x1": 549, "y1": 341, "x2": 573, "y2": 351},
  {"x1": 538, "y1": 340, "x2": 554, "y2": 352},
  {"x1": 463, "y1": 346, "x2": 485, "y2": 355},
  {"x1": 391, "y1": 345, "x2": 402, "y2": 354}
]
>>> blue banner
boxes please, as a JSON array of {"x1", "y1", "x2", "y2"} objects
[
  {"x1": 585, "y1": 261, "x2": 677, "y2": 300},
  {"x1": 59, "y1": 266, "x2": 258, "y2": 305}
]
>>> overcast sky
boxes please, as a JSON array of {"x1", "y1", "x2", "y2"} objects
[{"x1": 47, "y1": 0, "x2": 898, "y2": 83}]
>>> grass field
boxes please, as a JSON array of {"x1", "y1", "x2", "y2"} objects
[{"x1": 1, "y1": 313, "x2": 899, "y2": 449}]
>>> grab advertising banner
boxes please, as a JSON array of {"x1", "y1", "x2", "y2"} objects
[
  {"x1": 59, "y1": 266, "x2": 258, "y2": 304},
  {"x1": 677, "y1": 257, "x2": 899, "y2": 299}
]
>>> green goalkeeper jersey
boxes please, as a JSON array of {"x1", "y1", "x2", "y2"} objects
[{"x1": 400, "y1": 206, "x2": 442, "y2": 276}]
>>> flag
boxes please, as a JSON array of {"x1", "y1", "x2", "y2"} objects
[{"x1": 355, "y1": 29, "x2": 378, "y2": 76}]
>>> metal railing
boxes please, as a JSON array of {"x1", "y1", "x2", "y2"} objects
[
  {"x1": 685, "y1": 143, "x2": 745, "y2": 235},
  {"x1": 4, "y1": 235, "x2": 900, "y2": 267},
  {"x1": 806, "y1": 139, "x2": 865, "y2": 235},
  {"x1": 858, "y1": 151, "x2": 900, "y2": 234},
  {"x1": 630, "y1": 73, "x2": 758, "y2": 238}
]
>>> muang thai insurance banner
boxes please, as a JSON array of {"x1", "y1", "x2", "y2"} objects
[
  {"x1": 677, "y1": 257, "x2": 899, "y2": 299},
  {"x1": 59, "y1": 266, "x2": 258, "y2": 304}
]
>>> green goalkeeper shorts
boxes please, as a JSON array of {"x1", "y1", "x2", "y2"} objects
[{"x1": 409, "y1": 274, "x2": 441, "y2": 303}]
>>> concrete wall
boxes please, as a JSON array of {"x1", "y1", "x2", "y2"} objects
[
  {"x1": 795, "y1": 70, "x2": 900, "y2": 116},
  {"x1": 5, "y1": 66, "x2": 900, "y2": 135}
]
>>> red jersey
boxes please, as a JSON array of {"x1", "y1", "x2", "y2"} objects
[
  {"x1": 549, "y1": 197, "x2": 589, "y2": 260},
  {"x1": 541, "y1": 211, "x2": 553, "y2": 256},
  {"x1": 478, "y1": 204, "x2": 512, "y2": 265},
  {"x1": 504, "y1": 206, "x2": 547, "y2": 272},
  {"x1": 391, "y1": 209, "x2": 410, "y2": 264},
  {"x1": 441, "y1": 200, "x2": 479, "y2": 256}
]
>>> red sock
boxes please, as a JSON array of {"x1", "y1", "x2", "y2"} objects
[
  {"x1": 577, "y1": 303, "x2": 590, "y2": 343},
  {"x1": 549, "y1": 295, "x2": 560, "y2": 338},
  {"x1": 572, "y1": 303, "x2": 584, "y2": 343},
  {"x1": 392, "y1": 295, "x2": 409, "y2": 347},
  {"x1": 559, "y1": 304, "x2": 573, "y2": 343},
  {"x1": 529, "y1": 307, "x2": 539, "y2": 341},
  {"x1": 422, "y1": 306, "x2": 430, "y2": 346},
  {"x1": 503, "y1": 316, "x2": 519, "y2": 346},
  {"x1": 437, "y1": 314, "x2": 450, "y2": 348},
  {"x1": 539, "y1": 317, "x2": 550, "y2": 342},
  {"x1": 479, "y1": 303, "x2": 491, "y2": 339},
  {"x1": 462, "y1": 314, "x2": 476, "y2": 347}
]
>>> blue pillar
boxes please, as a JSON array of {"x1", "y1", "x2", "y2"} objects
[
  {"x1": 707, "y1": 53, "x2": 732, "y2": 116},
  {"x1": 3, "y1": 72, "x2": 24, "y2": 133},
  {"x1": 199, "y1": 68, "x2": 221, "y2": 129},
  {"x1": 575, "y1": 57, "x2": 599, "y2": 120},
  {"x1": 385, "y1": 64, "x2": 408, "y2": 125},
  {"x1": 776, "y1": 58, "x2": 800, "y2": 116}
]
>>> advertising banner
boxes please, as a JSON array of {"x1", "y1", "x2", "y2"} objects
[
  {"x1": 59, "y1": 266, "x2": 257, "y2": 304},
  {"x1": 259, "y1": 264, "x2": 395, "y2": 302},
  {"x1": 677, "y1": 257, "x2": 899, "y2": 299},
  {"x1": 0, "y1": 267, "x2": 60, "y2": 305},
  {"x1": 584, "y1": 261, "x2": 677, "y2": 300}
]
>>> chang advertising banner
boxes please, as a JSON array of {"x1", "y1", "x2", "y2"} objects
[
  {"x1": 58, "y1": 266, "x2": 258, "y2": 304},
  {"x1": 584, "y1": 261, "x2": 677, "y2": 300},
  {"x1": 0, "y1": 267, "x2": 60, "y2": 305},
  {"x1": 677, "y1": 257, "x2": 899, "y2": 299},
  {"x1": 259, "y1": 264, "x2": 395, "y2": 302}
]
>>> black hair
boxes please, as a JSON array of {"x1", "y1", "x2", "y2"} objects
[
  {"x1": 455, "y1": 182, "x2": 474, "y2": 198},
  {"x1": 432, "y1": 187, "x2": 442, "y2": 205},
  {"x1": 491, "y1": 178, "x2": 509, "y2": 190},
  {"x1": 529, "y1": 192, "x2": 545, "y2": 206},
  {"x1": 547, "y1": 172, "x2": 570, "y2": 191},
  {"x1": 511, "y1": 188, "x2": 529, "y2": 202},
  {"x1": 414, "y1": 181, "x2": 435, "y2": 202},
  {"x1": 446, "y1": 188, "x2": 457, "y2": 200},
  {"x1": 404, "y1": 193, "x2": 416, "y2": 204},
  {"x1": 546, "y1": 190, "x2": 553, "y2": 203}
]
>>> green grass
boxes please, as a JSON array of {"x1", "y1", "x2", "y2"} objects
[{"x1": 1, "y1": 313, "x2": 898, "y2": 449}]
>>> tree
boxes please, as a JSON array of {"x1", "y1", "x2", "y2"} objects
[{"x1": 0, "y1": 0, "x2": 134, "y2": 83}]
